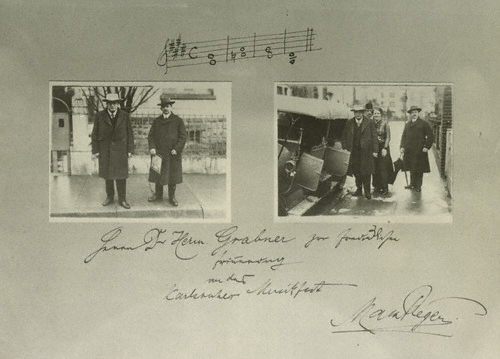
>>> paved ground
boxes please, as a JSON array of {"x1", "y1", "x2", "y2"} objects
[
  {"x1": 306, "y1": 121, "x2": 452, "y2": 221},
  {"x1": 50, "y1": 173, "x2": 227, "y2": 219}
]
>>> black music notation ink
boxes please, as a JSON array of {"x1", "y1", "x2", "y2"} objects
[{"x1": 157, "y1": 28, "x2": 321, "y2": 74}]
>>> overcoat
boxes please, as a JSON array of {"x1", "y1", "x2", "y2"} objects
[
  {"x1": 341, "y1": 116, "x2": 378, "y2": 176},
  {"x1": 148, "y1": 113, "x2": 187, "y2": 185},
  {"x1": 373, "y1": 118, "x2": 395, "y2": 187},
  {"x1": 91, "y1": 109, "x2": 134, "y2": 180},
  {"x1": 400, "y1": 118, "x2": 434, "y2": 173}
]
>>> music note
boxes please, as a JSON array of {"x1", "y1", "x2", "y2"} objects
[
  {"x1": 265, "y1": 46, "x2": 273, "y2": 59},
  {"x1": 156, "y1": 28, "x2": 322, "y2": 74}
]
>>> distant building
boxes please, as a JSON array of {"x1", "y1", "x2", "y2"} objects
[{"x1": 51, "y1": 84, "x2": 229, "y2": 176}]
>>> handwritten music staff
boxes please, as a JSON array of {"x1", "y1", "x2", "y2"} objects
[{"x1": 157, "y1": 28, "x2": 321, "y2": 74}]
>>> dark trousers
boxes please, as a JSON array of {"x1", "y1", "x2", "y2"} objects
[
  {"x1": 105, "y1": 179, "x2": 126, "y2": 201},
  {"x1": 410, "y1": 172, "x2": 423, "y2": 189},
  {"x1": 155, "y1": 183, "x2": 176, "y2": 199},
  {"x1": 355, "y1": 174, "x2": 371, "y2": 194}
]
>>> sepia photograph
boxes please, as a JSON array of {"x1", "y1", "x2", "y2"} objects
[
  {"x1": 276, "y1": 83, "x2": 452, "y2": 221},
  {"x1": 50, "y1": 82, "x2": 230, "y2": 221},
  {"x1": 3, "y1": 1, "x2": 499, "y2": 358}
]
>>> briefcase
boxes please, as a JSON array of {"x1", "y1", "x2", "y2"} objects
[{"x1": 150, "y1": 154, "x2": 162, "y2": 175}]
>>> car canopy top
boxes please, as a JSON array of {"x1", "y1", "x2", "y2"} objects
[{"x1": 276, "y1": 95, "x2": 351, "y2": 120}]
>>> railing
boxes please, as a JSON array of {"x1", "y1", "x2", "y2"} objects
[{"x1": 130, "y1": 113, "x2": 227, "y2": 158}]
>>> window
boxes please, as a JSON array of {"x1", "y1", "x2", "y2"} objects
[
  {"x1": 277, "y1": 86, "x2": 283, "y2": 95},
  {"x1": 58, "y1": 118, "x2": 65, "y2": 127},
  {"x1": 313, "y1": 86, "x2": 318, "y2": 99},
  {"x1": 188, "y1": 130, "x2": 202, "y2": 143},
  {"x1": 389, "y1": 101, "x2": 396, "y2": 108}
]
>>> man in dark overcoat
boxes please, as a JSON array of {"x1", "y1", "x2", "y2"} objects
[
  {"x1": 342, "y1": 104, "x2": 379, "y2": 199},
  {"x1": 91, "y1": 93, "x2": 134, "y2": 209},
  {"x1": 148, "y1": 95, "x2": 187, "y2": 206},
  {"x1": 399, "y1": 105, "x2": 434, "y2": 192}
]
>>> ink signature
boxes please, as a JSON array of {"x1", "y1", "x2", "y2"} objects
[{"x1": 330, "y1": 285, "x2": 487, "y2": 337}]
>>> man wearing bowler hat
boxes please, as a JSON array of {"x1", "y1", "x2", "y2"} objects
[
  {"x1": 399, "y1": 105, "x2": 434, "y2": 192},
  {"x1": 91, "y1": 93, "x2": 134, "y2": 209},
  {"x1": 364, "y1": 102, "x2": 374, "y2": 120},
  {"x1": 342, "y1": 104, "x2": 379, "y2": 199},
  {"x1": 148, "y1": 95, "x2": 187, "y2": 206}
]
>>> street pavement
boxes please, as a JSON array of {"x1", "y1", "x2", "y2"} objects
[
  {"x1": 306, "y1": 120, "x2": 452, "y2": 221},
  {"x1": 50, "y1": 173, "x2": 227, "y2": 219}
]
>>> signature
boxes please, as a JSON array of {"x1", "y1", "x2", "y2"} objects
[
  {"x1": 330, "y1": 285, "x2": 487, "y2": 337},
  {"x1": 334, "y1": 225, "x2": 399, "y2": 249},
  {"x1": 84, "y1": 227, "x2": 204, "y2": 263},
  {"x1": 211, "y1": 226, "x2": 295, "y2": 256}
]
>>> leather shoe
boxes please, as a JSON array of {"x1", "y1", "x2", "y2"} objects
[
  {"x1": 365, "y1": 194, "x2": 372, "y2": 200},
  {"x1": 119, "y1": 200, "x2": 131, "y2": 209},
  {"x1": 102, "y1": 197, "x2": 114, "y2": 206},
  {"x1": 415, "y1": 187, "x2": 421, "y2": 192},
  {"x1": 148, "y1": 194, "x2": 162, "y2": 202},
  {"x1": 169, "y1": 197, "x2": 178, "y2": 206},
  {"x1": 404, "y1": 185, "x2": 414, "y2": 189}
]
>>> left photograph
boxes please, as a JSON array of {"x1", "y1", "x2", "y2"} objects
[{"x1": 50, "y1": 82, "x2": 230, "y2": 221}]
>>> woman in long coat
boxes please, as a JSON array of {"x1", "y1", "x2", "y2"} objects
[
  {"x1": 148, "y1": 96, "x2": 187, "y2": 205},
  {"x1": 372, "y1": 108, "x2": 394, "y2": 195}
]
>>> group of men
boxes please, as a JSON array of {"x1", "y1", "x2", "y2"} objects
[
  {"x1": 91, "y1": 93, "x2": 186, "y2": 209},
  {"x1": 341, "y1": 103, "x2": 433, "y2": 199},
  {"x1": 90, "y1": 92, "x2": 433, "y2": 209}
]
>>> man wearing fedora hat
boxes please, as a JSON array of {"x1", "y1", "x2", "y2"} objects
[
  {"x1": 147, "y1": 95, "x2": 187, "y2": 206},
  {"x1": 342, "y1": 104, "x2": 379, "y2": 199},
  {"x1": 399, "y1": 105, "x2": 434, "y2": 192},
  {"x1": 91, "y1": 93, "x2": 134, "y2": 209}
]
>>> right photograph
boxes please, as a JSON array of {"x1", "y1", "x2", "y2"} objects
[{"x1": 276, "y1": 83, "x2": 452, "y2": 221}]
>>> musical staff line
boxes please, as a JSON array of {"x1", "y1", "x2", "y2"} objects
[
  {"x1": 179, "y1": 29, "x2": 310, "y2": 46},
  {"x1": 183, "y1": 33, "x2": 315, "y2": 51},
  {"x1": 163, "y1": 38, "x2": 316, "y2": 63},
  {"x1": 165, "y1": 48, "x2": 322, "y2": 70},
  {"x1": 157, "y1": 28, "x2": 322, "y2": 74}
]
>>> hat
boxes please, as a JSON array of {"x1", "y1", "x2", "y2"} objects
[
  {"x1": 407, "y1": 105, "x2": 422, "y2": 113},
  {"x1": 365, "y1": 102, "x2": 373, "y2": 110},
  {"x1": 103, "y1": 93, "x2": 122, "y2": 103},
  {"x1": 158, "y1": 94, "x2": 176, "y2": 106},
  {"x1": 351, "y1": 104, "x2": 365, "y2": 112}
]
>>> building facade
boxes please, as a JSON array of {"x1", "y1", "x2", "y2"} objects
[{"x1": 51, "y1": 84, "x2": 230, "y2": 176}]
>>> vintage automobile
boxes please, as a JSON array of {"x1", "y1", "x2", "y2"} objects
[{"x1": 277, "y1": 95, "x2": 351, "y2": 216}]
